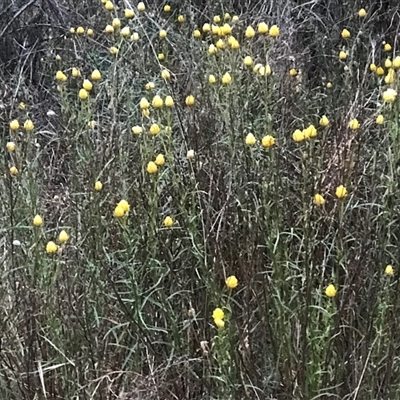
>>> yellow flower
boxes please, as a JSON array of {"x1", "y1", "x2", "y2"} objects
[
  {"x1": 88, "y1": 120, "x2": 96, "y2": 129},
  {"x1": 212, "y1": 308, "x2": 224, "y2": 320},
  {"x1": 155, "y1": 154, "x2": 165, "y2": 166},
  {"x1": 335, "y1": 185, "x2": 348, "y2": 199},
  {"x1": 158, "y1": 53, "x2": 165, "y2": 60},
  {"x1": 185, "y1": 95, "x2": 195, "y2": 106},
  {"x1": 208, "y1": 44, "x2": 218, "y2": 54},
  {"x1": 319, "y1": 115, "x2": 329, "y2": 127},
  {"x1": 213, "y1": 15, "x2": 221, "y2": 23},
  {"x1": 9, "y1": 119, "x2": 19, "y2": 130},
  {"x1": 131, "y1": 32, "x2": 140, "y2": 41},
  {"x1": 104, "y1": 1, "x2": 114, "y2": 11},
  {"x1": 208, "y1": 74, "x2": 216, "y2": 84},
  {"x1": 228, "y1": 37, "x2": 240, "y2": 49},
  {"x1": 393, "y1": 56, "x2": 400, "y2": 68},
  {"x1": 222, "y1": 72, "x2": 232, "y2": 85},
  {"x1": 10, "y1": 166, "x2": 18, "y2": 176},
  {"x1": 110, "y1": 46, "x2": 119, "y2": 55},
  {"x1": 120, "y1": 26, "x2": 131, "y2": 37},
  {"x1": 224, "y1": 13, "x2": 231, "y2": 20},
  {"x1": 94, "y1": 181, "x2": 103, "y2": 191},
  {"x1": 348, "y1": 119, "x2": 360, "y2": 130},
  {"x1": 114, "y1": 205, "x2": 125, "y2": 218},
  {"x1": 226, "y1": 275, "x2": 238, "y2": 289},
  {"x1": 6, "y1": 142, "x2": 16, "y2": 151},
  {"x1": 187, "y1": 150, "x2": 195, "y2": 159},
  {"x1": 258, "y1": 22, "x2": 269, "y2": 34},
  {"x1": 221, "y1": 23, "x2": 232, "y2": 36},
  {"x1": 23, "y1": 119, "x2": 34, "y2": 131},
  {"x1": 160, "y1": 96, "x2": 172, "y2": 108},
  {"x1": 375, "y1": 67, "x2": 384, "y2": 76},
  {"x1": 19, "y1": 102, "x2": 26, "y2": 110},
  {"x1": 140, "y1": 97, "x2": 150, "y2": 109},
  {"x1": 385, "y1": 265, "x2": 394, "y2": 276},
  {"x1": 118, "y1": 200, "x2": 130, "y2": 213},
  {"x1": 83, "y1": 79, "x2": 93, "y2": 91},
  {"x1": 161, "y1": 69, "x2": 171, "y2": 80},
  {"x1": 76, "y1": 26, "x2": 85, "y2": 34},
  {"x1": 46, "y1": 241, "x2": 58, "y2": 254},
  {"x1": 232, "y1": 15, "x2": 239, "y2": 22},
  {"x1": 358, "y1": 8, "x2": 366, "y2": 17},
  {"x1": 59, "y1": 230, "x2": 69, "y2": 243},
  {"x1": 159, "y1": 29, "x2": 167, "y2": 38},
  {"x1": 125, "y1": 9, "x2": 135, "y2": 18},
  {"x1": 132, "y1": 125, "x2": 143, "y2": 134},
  {"x1": 369, "y1": 63, "x2": 377, "y2": 72},
  {"x1": 112, "y1": 18, "x2": 121, "y2": 28},
  {"x1": 261, "y1": 135, "x2": 275, "y2": 148},
  {"x1": 152, "y1": 95, "x2": 163, "y2": 108},
  {"x1": 79, "y1": 88, "x2": 89, "y2": 100},
  {"x1": 105, "y1": 25, "x2": 114, "y2": 34},
  {"x1": 214, "y1": 318, "x2": 225, "y2": 329},
  {"x1": 55, "y1": 54, "x2": 61, "y2": 61},
  {"x1": 147, "y1": 161, "x2": 158, "y2": 174},
  {"x1": 326, "y1": 82, "x2": 332, "y2": 88},
  {"x1": 245, "y1": 26, "x2": 255, "y2": 38},
  {"x1": 314, "y1": 193, "x2": 325, "y2": 206},
  {"x1": 382, "y1": 88, "x2": 397, "y2": 103},
  {"x1": 56, "y1": 70, "x2": 67, "y2": 82},
  {"x1": 376, "y1": 114, "x2": 384, "y2": 125},
  {"x1": 177, "y1": 15, "x2": 185, "y2": 22},
  {"x1": 70, "y1": 27, "x2": 75, "y2": 34},
  {"x1": 384, "y1": 43, "x2": 392, "y2": 52},
  {"x1": 385, "y1": 58, "x2": 392, "y2": 68},
  {"x1": 145, "y1": 82, "x2": 155, "y2": 90},
  {"x1": 258, "y1": 65, "x2": 272, "y2": 76},
  {"x1": 33, "y1": 215, "x2": 43, "y2": 227},
  {"x1": 164, "y1": 5, "x2": 171, "y2": 12},
  {"x1": 289, "y1": 68, "x2": 298, "y2": 77},
  {"x1": 385, "y1": 68, "x2": 395, "y2": 84},
  {"x1": 304, "y1": 124, "x2": 317, "y2": 138},
  {"x1": 91, "y1": 69, "x2": 102, "y2": 81},
  {"x1": 339, "y1": 51, "x2": 347, "y2": 60},
  {"x1": 137, "y1": 2, "x2": 145, "y2": 11},
  {"x1": 341, "y1": 29, "x2": 350, "y2": 38},
  {"x1": 193, "y1": 29, "x2": 201, "y2": 38},
  {"x1": 293, "y1": 129, "x2": 305, "y2": 142},
  {"x1": 142, "y1": 109, "x2": 150, "y2": 117},
  {"x1": 325, "y1": 284, "x2": 337, "y2": 298},
  {"x1": 243, "y1": 56, "x2": 253, "y2": 66},
  {"x1": 150, "y1": 124, "x2": 160, "y2": 135},
  {"x1": 72, "y1": 67, "x2": 81, "y2": 77},
  {"x1": 202, "y1": 23, "x2": 211, "y2": 33},
  {"x1": 245, "y1": 133, "x2": 256, "y2": 146},
  {"x1": 269, "y1": 25, "x2": 279, "y2": 37},
  {"x1": 164, "y1": 216, "x2": 173, "y2": 227},
  {"x1": 216, "y1": 39, "x2": 225, "y2": 49}
]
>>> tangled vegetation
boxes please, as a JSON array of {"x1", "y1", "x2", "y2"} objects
[{"x1": 1, "y1": 0, "x2": 400, "y2": 399}]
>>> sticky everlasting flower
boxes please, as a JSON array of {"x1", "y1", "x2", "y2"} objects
[
  {"x1": 147, "y1": 161, "x2": 158, "y2": 174},
  {"x1": 222, "y1": 72, "x2": 232, "y2": 84},
  {"x1": 164, "y1": 4, "x2": 171, "y2": 12},
  {"x1": 185, "y1": 95, "x2": 195, "y2": 106},
  {"x1": 358, "y1": 8, "x2": 366, "y2": 17},
  {"x1": 384, "y1": 43, "x2": 391, "y2": 52},
  {"x1": 6, "y1": 142, "x2": 16, "y2": 151},
  {"x1": 155, "y1": 154, "x2": 165, "y2": 166},
  {"x1": 94, "y1": 181, "x2": 103, "y2": 191},
  {"x1": 289, "y1": 68, "x2": 298, "y2": 76},
  {"x1": 243, "y1": 56, "x2": 253, "y2": 66},
  {"x1": 104, "y1": 1, "x2": 114, "y2": 10},
  {"x1": 314, "y1": 194, "x2": 325, "y2": 206},
  {"x1": 59, "y1": 230, "x2": 69, "y2": 243},
  {"x1": 339, "y1": 51, "x2": 347, "y2": 60},
  {"x1": 140, "y1": 98, "x2": 150, "y2": 109},
  {"x1": 245, "y1": 26, "x2": 255, "y2": 38},
  {"x1": 325, "y1": 284, "x2": 337, "y2": 298},
  {"x1": 10, "y1": 120, "x2": 19, "y2": 130},
  {"x1": 46, "y1": 241, "x2": 58, "y2": 254},
  {"x1": 56, "y1": 71, "x2": 67, "y2": 82},
  {"x1": 24, "y1": 119, "x2": 34, "y2": 131},
  {"x1": 214, "y1": 318, "x2": 225, "y2": 328},
  {"x1": 348, "y1": 119, "x2": 360, "y2": 130},
  {"x1": 335, "y1": 185, "x2": 348, "y2": 199},
  {"x1": 212, "y1": 308, "x2": 224, "y2": 320},
  {"x1": 245, "y1": 133, "x2": 256, "y2": 146},
  {"x1": 10, "y1": 166, "x2": 18, "y2": 176},
  {"x1": 208, "y1": 74, "x2": 216, "y2": 84},
  {"x1": 161, "y1": 70, "x2": 171, "y2": 80},
  {"x1": 82, "y1": 79, "x2": 93, "y2": 91},
  {"x1": 164, "y1": 216, "x2": 173, "y2": 227},
  {"x1": 33, "y1": 215, "x2": 43, "y2": 227},
  {"x1": 341, "y1": 29, "x2": 350, "y2": 38},
  {"x1": 262, "y1": 135, "x2": 275, "y2": 148},
  {"x1": 293, "y1": 129, "x2": 305, "y2": 142},
  {"x1": 385, "y1": 265, "x2": 394, "y2": 276},
  {"x1": 187, "y1": 150, "x2": 195, "y2": 159},
  {"x1": 72, "y1": 67, "x2": 81, "y2": 77},
  {"x1": 132, "y1": 125, "x2": 143, "y2": 134},
  {"x1": 149, "y1": 124, "x2": 160, "y2": 135},
  {"x1": 79, "y1": 89, "x2": 89, "y2": 100},
  {"x1": 376, "y1": 114, "x2": 384, "y2": 124},
  {"x1": 114, "y1": 205, "x2": 125, "y2": 218},
  {"x1": 125, "y1": 9, "x2": 135, "y2": 18},
  {"x1": 137, "y1": 2, "x2": 145, "y2": 11},
  {"x1": 152, "y1": 95, "x2": 163, "y2": 108},
  {"x1": 269, "y1": 25, "x2": 279, "y2": 37},
  {"x1": 382, "y1": 88, "x2": 397, "y2": 103},
  {"x1": 319, "y1": 115, "x2": 329, "y2": 127},
  {"x1": 226, "y1": 275, "x2": 238, "y2": 289},
  {"x1": 165, "y1": 96, "x2": 174, "y2": 107},
  {"x1": 258, "y1": 22, "x2": 269, "y2": 34}
]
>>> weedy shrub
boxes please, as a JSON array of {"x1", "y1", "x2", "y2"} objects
[{"x1": 1, "y1": 0, "x2": 400, "y2": 399}]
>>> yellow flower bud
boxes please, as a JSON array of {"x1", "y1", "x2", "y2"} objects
[
  {"x1": 261, "y1": 135, "x2": 275, "y2": 148},
  {"x1": 335, "y1": 185, "x2": 348, "y2": 199},
  {"x1": 79, "y1": 89, "x2": 89, "y2": 100},
  {"x1": 149, "y1": 124, "x2": 160, "y2": 135},
  {"x1": 155, "y1": 154, "x2": 165, "y2": 166},
  {"x1": 341, "y1": 29, "x2": 350, "y2": 38},
  {"x1": 91, "y1": 69, "x2": 101, "y2": 81},
  {"x1": 385, "y1": 265, "x2": 394, "y2": 276},
  {"x1": 147, "y1": 161, "x2": 158, "y2": 174},
  {"x1": 243, "y1": 56, "x2": 253, "y2": 66},
  {"x1": 46, "y1": 241, "x2": 58, "y2": 254},
  {"x1": 164, "y1": 216, "x2": 173, "y2": 227},
  {"x1": 152, "y1": 95, "x2": 163, "y2": 108},
  {"x1": 185, "y1": 95, "x2": 195, "y2": 106},
  {"x1": 10, "y1": 166, "x2": 19, "y2": 176},
  {"x1": 6, "y1": 142, "x2": 16, "y2": 151},
  {"x1": 245, "y1": 26, "x2": 255, "y2": 38},
  {"x1": 325, "y1": 284, "x2": 337, "y2": 297},
  {"x1": 314, "y1": 194, "x2": 325, "y2": 206},
  {"x1": 10, "y1": 119, "x2": 19, "y2": 130},
  {"x1": 33, "y1": 215, "x2": 43, "y2": 227},
  {"x1": 269, "y1": 25, "x2": 279, "y2": 37},
  {"x1": 221, "y1": 72, "x2": 232, "y2": 85},
  {"x1": 225, "y1": 275, "x2": 238, "y2": 289},
  {"x1": 59, "y1": 230, "x2": 69, "y2": 243},
  {"x1": 94, "y1": 181, "x2": 103, "y2": 191},
  {"x1": 245, "y1": 133, "x2": 256, "y2": 146},
  {"x1": 82, "y1": 79, "x2": 93, "y2": 91}
]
